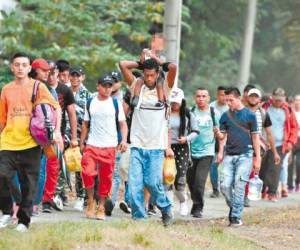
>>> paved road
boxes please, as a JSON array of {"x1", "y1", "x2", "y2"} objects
[{"x1": 29, "y1": 191, "x2": 300, "y2": 224}]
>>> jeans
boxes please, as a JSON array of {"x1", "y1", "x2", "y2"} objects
[
  {"x1": 34, "y1": 154, "x2": 47, "y2": 205},
  {"x1": 111, "y1": 152, "x2": 122, "y2": 204},
  {"x1": 288, "y1": 149, "x2": 300, "y2": 189},
  {"x1": 210, "y1": 157, "x2": 219, "y2": 192},
  {"x1": 220, "y1": 152, "x2": 253, "y2": 220},
  {"x1": 128, "y1": 147, "x2": 171, "y2": 219},
  {"x1": 280, "y1": 152, "x2": 290, "y2": 186}
]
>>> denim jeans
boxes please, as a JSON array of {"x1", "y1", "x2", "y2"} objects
[
  {"x1": 210, "y1": 157, "x2": 219, "y2": 192},
  {"x1": 288, "y1": 149, "x2": 300, "y2": 189},
  {"x1": 220, "y1": 152, "x2": 253, "y2": 220},
  {"x1": 280, "y1": 152, "x2": 290, "y2": 186},
  {"x1": 111, "y1": 152, "x2": 130, "y2": 204},
  {"x1": 128, "y1": 147, "x2": 171, "y2": 219}
]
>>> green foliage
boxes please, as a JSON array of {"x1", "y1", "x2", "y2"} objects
[{"x1": 0, "y1": 0, "x2": 163, "y2": 90}]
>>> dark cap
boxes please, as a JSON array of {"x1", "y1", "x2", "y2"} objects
[
  {"x1": 110, "y1": 71, "x2": 122, "y2": 83},
  {"x1": 272, "y1": 87, "x2": 285, "y2": 100},
  {"x1": 70, "y1": 65, "x2": 84, "y2": 75},
  {"x1": 98, "y1": 75, "x2": 114, "y2": 85}
]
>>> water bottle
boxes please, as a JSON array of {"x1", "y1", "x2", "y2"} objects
[{"x1": 248, "y1": 175, "x2": 263, "y2": 201}]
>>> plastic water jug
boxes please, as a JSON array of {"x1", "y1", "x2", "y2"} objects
[{"x1": 248, "y1": 175, "x2": 263, "y2": 201}]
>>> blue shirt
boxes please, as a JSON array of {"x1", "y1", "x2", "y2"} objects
[
  {"x1": 220, "y1": 108, "x2": 258, "y2": 155},
  {"x1": 267, "y1": 105, "x2": 285, "y2": 147},
  {"x1": 191, "y1": 107, "x2": 220, "y2": 158}
]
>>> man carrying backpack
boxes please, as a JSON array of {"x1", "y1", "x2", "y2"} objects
[
  {"x1": 119, "y1": 58, "x2": 177, "y2": 226},
  {"x1": 187, "y1": 87, "x2": 222, "y2": 218},
  {"x1": 0, "y1": 52, "x2": 60, "y2": 232},
  {"x1": 80, "y1": 75, "x2": 128, "y2": 221}
]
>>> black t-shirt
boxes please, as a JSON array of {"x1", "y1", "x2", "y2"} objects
[
  {"x1": 56, "y1": 83, "x2": 75, "y2": 135},
  {"x1": 263, "y1": 112, "x2": 272, "y2": 128}
]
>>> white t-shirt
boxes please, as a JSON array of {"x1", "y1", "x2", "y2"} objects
[
  {"x1": 84, "y1": 96, "x2": 125, "y2": 147},
  {"x1": 295, "y1": 111, "x2": 300, "y2": 137},
  {"x1": 129, "y1": 77, "x2": 172, "y2": 150}
]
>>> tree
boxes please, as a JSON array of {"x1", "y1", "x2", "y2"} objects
[{"x1": 0, "y1": 0, "x2": 164, "y2": 89}]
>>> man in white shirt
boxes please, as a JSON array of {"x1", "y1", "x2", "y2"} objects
[
  {"x1": 80, "y1": 75, "x2": 128, "y2": 221},
  {"x1": 119, "y1": 57, "x2": 177, "y2": 226}
]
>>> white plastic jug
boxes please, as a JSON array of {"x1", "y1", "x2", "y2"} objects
[{"x1": 248, "y1": 175, "x2": 263, "y2": 201}]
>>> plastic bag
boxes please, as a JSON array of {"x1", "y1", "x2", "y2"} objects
[
  {"x1": 64, "y1": 146, "x2": 82, "y2": 172},
  {"x1": 248, "y1": 175, "x2": 263, "y2": 201},
  {"x1": 163, "y1": 157, "x2": 177, "y2": 185}
]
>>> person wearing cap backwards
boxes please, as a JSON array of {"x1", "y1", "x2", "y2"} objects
[
  {"x1": 260, "y1": 87, "x2": 298, "y2": 202},
  {"x1": 0, "y1": 53, "x2": 60, "y2": 232},
  {"x1": 80, "y1": 75, "x2": 128, "y2": 221},
  {"x1": 244, "y1": 88, "x2": 281, "y2": 207},
  {"x1": 119, "y1": 57, "x2": 177, "y2": 226},
  {"x1": 41, "y1": 61, "x2": 78, "y2": 213},
  {"x1": 64, "y1": 65, "x2": 91, "y2": 211},
  {"x1": 187, "y1": 87, "x2": 222, "y2": 218},
  {"x1": 168, "y1": 87, "x2": 199, "y2": 216}
]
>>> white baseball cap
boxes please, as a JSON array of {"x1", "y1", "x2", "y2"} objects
[
  {"x1": 248, "y1": 88, "x2": 262, "y2": 98},
  {"x1": 170, "y1": 87, "x2": 184, "y2": 104}
]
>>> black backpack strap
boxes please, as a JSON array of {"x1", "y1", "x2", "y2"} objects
[
  {"x1": 210, "y1": 106, "x2": 216, "y2": 127},
  {"x1": 112, "y1": 97, "x2": 122, "y2": 144}
]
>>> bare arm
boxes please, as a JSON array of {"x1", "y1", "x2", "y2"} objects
[
  {"x1": 265, "y1": 126, "x2": 280, "y2": 164},
  {"x1": 119, "y1": 61, "x2": 139, "y2": 86},
  {"x1": 216, "y1": 133, "x2": 227, "y2": 163},
  {"x1": 252, "y1": 133, "x2": 261, "y2": 173},
  {"x1": 165, "y1": 63, "x2": 177, "y2": 89},
  {"x1": 67, "y1": 104, "x2": 78, "y2": 147}
]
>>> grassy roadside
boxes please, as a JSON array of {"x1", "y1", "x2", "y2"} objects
[{"x1": 0, "y1": 219, "x2": 262, "y2": 250}]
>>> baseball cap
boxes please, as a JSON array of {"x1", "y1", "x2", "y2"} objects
[
  {"x1": 247, "y1": 88, "x2": 262, "y2": 98},
  {"x1": 98, "y1": 75, "x2": 114, "y2": 86},
  {"x1": 70, "y1": 65, "x2": 84, "y2": 75},
  {"x1": 170, "y1": 87, "x2": 184, "y2": 104},
  {"x1": 272, "y1": 87, "x2": 285, "y2": 100},
  {"x1": 31, "y1": 58, "x2": 52, "y2": 71},
  {"x1": 110, "y1": 71, "x2": 122, "y2": 83}
]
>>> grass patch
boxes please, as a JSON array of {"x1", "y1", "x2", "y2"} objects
[{"x1": 0, "y1": 219, "x2": 263, "y2": 250}]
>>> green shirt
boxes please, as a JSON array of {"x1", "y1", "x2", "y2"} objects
[{"x1": 191, "y1": 107, "x2": 219, "y2": 158}]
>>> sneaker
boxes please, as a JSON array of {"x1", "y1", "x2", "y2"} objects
[
  {"x1": 228, "y1": 207, "x2": 233, "y2": 224},
  {"x1": 15, "y1": 223, "x2": 28, "y2": 233},
  {"x1": 179, "y1": 201, "x2": 188, "y2": 216},
  {"x1": 244, "y1": 197, "x2": 251, "y2": 207},
  {"x1": 147, "y1": 204, "x2": 157, "y2": 216},
  {"x1": 42, "y1": 202, "x2": 52, "y2": 213},
  {"x1": 85, "y1": 199, "x2": 96, "y2": 219},
  {"x1": 295, "y1": 184, "x2": 300, "y2": 192},
  {"x1": 53, "y1": 195, "x2": 64, "y2": 211},
  {"x1": 0, "y1": 215, "x2": 12, "y2": 229},
  {"x1": 268, "y1": 194, "x2": 278, "y2": 202},
  {"x1": 281, "y1": 190, "x2": 288, "y2": 198},
  {"x1": 162, "y1": 210, "x2": 173, "y2": 227},
  {"x1": 191, "y1": 209, "x2": 202, "y2": 218},
  {"x1": 119, "y1": 201, "x2": 131, "y2": 214},
  {"x1": 104, "y1": 197, "x2": 114, "y2": 216},
  {"x1": 230, "y1": 217, "x2": 243, "y2": 227},
  {"x1": 155, "y1": 101, "x2": 164, "y2": 108},
  {"x1": 60, "y1": 194, "x2": 69, "y2": 206},
  {"x1": 96, "y1": 206, "x2": 105, "y2": 220},
  {"x1": 209, "y1": 191, "x2": 220, "y2": 198},
  {"x1": 74, "y1": 198, "x2": 84, "y2": 211}
]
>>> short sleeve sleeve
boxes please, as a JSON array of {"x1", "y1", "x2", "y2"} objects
[
  {"x1": 249, "y1": 112, "x2": 259, "y2": 133},
  {"x1": 263, "y1": 112, "x2": 272, "y2": 128},
  {"x1": 190, "y1": 111, "x2": 199, "y2": 133},
  {"x1": 219, "y1": 112, "x2": 228, "y2": 133},
  {"x1": 0, "y1": 89, "x2": 7, "y2": 124}
]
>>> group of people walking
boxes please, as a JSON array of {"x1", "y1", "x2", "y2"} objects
[{"x1": 1, "y1": 43, "x2": 300, "y2": 232}]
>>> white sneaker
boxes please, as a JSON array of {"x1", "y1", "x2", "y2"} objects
[
  {"x1": 74, "y1": 198, "x2": 84, "y2": 211},
  {"x1": 53, "y1": 195, "x2": 64, "y2": 211},
  {"x1": 15, "y1": 223, "x2": 28, "y2": 233},
  {"x1": 0, "y1": 215, "x2": 12, "y2": 229},
  {"x1": 179, "y1": 201, "x2": 188, "y2": 216}
]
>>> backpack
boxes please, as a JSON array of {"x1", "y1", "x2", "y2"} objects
[
  {"x1": 30, "y1": 81, "x2": 57, "y2": 147},
  {"x1": 86, "y1": 96, "x2": 122, "y2": 144}
]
